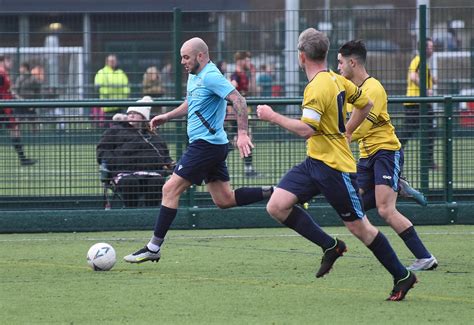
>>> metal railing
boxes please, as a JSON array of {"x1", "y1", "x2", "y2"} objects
[{"x1": 1, "y1": 95, "x2": 473, "y2": 212}]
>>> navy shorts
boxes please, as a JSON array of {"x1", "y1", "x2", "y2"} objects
[
  {"x1": 357, "y1": 149, "x2": 404, "y2": 192},
  {"x1": 174, "y1": 139, "x2": 230, "y2": 185},
  {"x1": 278, "y1": 157, "x2": 364, "y2": 222}
]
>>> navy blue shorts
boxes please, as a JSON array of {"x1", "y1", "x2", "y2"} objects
[
  {"x1": 278, "y1": 157, "x2": 364, "y2": 222},
  {"x1": 357, "y1": 149, "x2": 404, "y2": 192},
  {"x1": 174, "y1": 139, "x2": 230, "y2": 185}
]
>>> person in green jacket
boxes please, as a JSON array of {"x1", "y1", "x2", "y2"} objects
[{"x1": 94, "y1": 54, "x2": 130, "y2": 125}]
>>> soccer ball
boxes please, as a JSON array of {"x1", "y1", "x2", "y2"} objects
[{"x1": 87, "y1": 243, "x2": 116, "y2": 271}]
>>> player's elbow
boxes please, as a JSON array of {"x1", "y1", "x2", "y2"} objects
[
  {"x1": 366, "y1": 100, "x2": 374, "y2": 112},
  {"x1": 299, "y1": 127, "x2": 316, "y2": 139}
]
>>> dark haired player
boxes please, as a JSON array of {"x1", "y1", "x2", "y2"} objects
[{"x1": 337, "y1": 39, "x2": 437, "y2": 272}]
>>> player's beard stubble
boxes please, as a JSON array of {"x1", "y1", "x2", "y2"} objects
[{"x1": 188, "y1": 59, "x2": 200, "y2": 75}]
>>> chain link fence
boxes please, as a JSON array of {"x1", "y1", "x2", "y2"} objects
[{"x1": 0, "y1": 6, "x2": 473, "y2": 219}]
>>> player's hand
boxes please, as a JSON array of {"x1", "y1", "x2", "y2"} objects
[
  {"x1": 236, "y1": 132, "x2": 254, "y2": 158},
  {"x1": 256, "y1": 105, "x2": 275, "y2": 122},
  {"x1": 345, "y1": 133, "x2": 352, "y2": 145},
  {"x1": 149, "y1": 114, "x2": 168, "y2": 129}
]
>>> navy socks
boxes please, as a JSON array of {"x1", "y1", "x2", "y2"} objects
[
  {"x1": 399, "y1": 226, "x2": 431, "y2": 259},
  {"x1": 153, "y1": 205, "x2": 178, "y2": 239},
  {"x1": 235, "y1": 187, "x2": 273, "y2": 206},
  {"x1": 283, "y1": 205, "x2": 335, "y2": 250},
  {"x1": 367, "y1": 231, "x2": 408, "y2": 281}
]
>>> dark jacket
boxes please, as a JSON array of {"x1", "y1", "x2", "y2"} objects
[
  {"x1": 96, "y1": 122, "x2": 174, "y2": 176},
  {"x1": 14, "y1": 73, "x2": 41, "y2": 99}
]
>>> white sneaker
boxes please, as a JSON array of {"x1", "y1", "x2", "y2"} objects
[
  {"x1": 124, "y1": 246, "x2": 161, "y2": 263},
  {"x1": 407, "y1": 255, "x2": 438, "y2": 271}
]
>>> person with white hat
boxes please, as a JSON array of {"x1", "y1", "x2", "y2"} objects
[{"x1": 97, "y1": 96, "x2": 174, "y2": 208}]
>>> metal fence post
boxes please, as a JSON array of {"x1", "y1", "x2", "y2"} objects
[
  {"x1": 444, "y1": 96, "x2": 454, "y2": 202},
  {"x1": 173, "y1": 8, "x2": 196, "y2": 208},
  {"x1": 173, "y1": 8, "x2": 185, "y2": 159},
  {"x1": 173, "y1": 7, "x2": 183, "y2": 103},
  {"x1": 419, "y1": 4, "x2": 429, "y2": 191}
]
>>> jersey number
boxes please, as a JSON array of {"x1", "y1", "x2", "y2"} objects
[{"x1": 337, "y1": 91, "x2": 346, "y2": 133}]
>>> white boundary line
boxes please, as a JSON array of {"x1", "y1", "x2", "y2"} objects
[{"x1": 0, "y1": 230, "x2": 472, "y2": 243}]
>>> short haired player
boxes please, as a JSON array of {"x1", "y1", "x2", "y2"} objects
[
  {"x1": 337, "y1": 39, "x2": 437, "y2": 272},
  {"x1": 257, "y1": 28, "x2": 417, "y2": 301}
]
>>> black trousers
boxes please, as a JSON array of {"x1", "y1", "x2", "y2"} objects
[
  {"x1": 398, "y1": 104, "x2": 436, "y2": 165},
  {"x1": 115, "y1": 174, "x2": 165, "y2": 207}
]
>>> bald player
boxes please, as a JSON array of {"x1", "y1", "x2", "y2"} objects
[{"x1": 125, "y1": 37, "x2": 273, "y2": 264}]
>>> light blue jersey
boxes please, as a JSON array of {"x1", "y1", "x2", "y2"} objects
[{"x1": 186, "y1": 62, "x2": 234, "y2": 144}]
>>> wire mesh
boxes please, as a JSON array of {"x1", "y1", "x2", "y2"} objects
[{"x1": 1, "y1": 6, "x2": 474, "y2": 210}]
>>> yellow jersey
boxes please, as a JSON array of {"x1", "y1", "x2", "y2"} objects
[
  {"x1": 301, "y1": 71, "x2": 370, "y2": 172},
  {"x1": 405, "y1": 55, "x2": 433, "y2": 103},
  {"x1": 350, "y1": 77, "x2": 401, "y2": 158}
]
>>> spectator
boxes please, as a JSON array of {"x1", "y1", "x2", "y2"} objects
[
  {"x1": 13, "y1": 62, "x2": 41, "y2": 132},
  {"x1": 96, "y1": 96, "x2": 174, "y2": 208},
  {"x1": 142, "y1": 66, "x2": 164, "y2": 98},
  {"x1": 0, "y1": 55, "x2": 37, "y2": 166},
  {"x1": 229, "y1": 51, "x2": 262, "y2": 178},
  {"x1": 257, "y1": 64, "x2": 273, "y2": 97},
  {"x1": 31, "y1": 65, "x2": 45, "y2": 85},
  {"x1": 94, "y1": 54, "x2": 130, "y2": 125},
  {"x1": 400, "y1": 38, "x2": 438, "y2": 170},
  {"x1": 446, "y1": 27, "x2": 461, "y2": 51},
  {"x1": 31, "y1": 64, "x2": 66, "y2": 133}
]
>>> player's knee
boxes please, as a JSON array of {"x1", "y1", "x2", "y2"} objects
[
  {"x1": 213, "y1": 193, "x2": 235, "y2": 209},
  {"x1": 266, "y1": 202, "x2": 286, "y2": 222},
  {"x1": 345, "y1": 218, "x2": 371, "y2": 237},
  {"x1": 345, "y1": 221, "x2": 363, "y2": 238},
  {"x1": 376, "y1": 204, "x2": 396, "y2": 221},
  {"x1": 346, "y1": 219, "x2": 378, "y2": 245},
  {"x1": 162, "y1": 181, "x2": 184, "y2": 201},
  {"x1": 214, "y1": 199, "x2": 234, "y2": 209}
]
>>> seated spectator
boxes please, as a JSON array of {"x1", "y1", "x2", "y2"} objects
[{"x1": 96, "y1": 96, "x2": 174, "y2": 208}]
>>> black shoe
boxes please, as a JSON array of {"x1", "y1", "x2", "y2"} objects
[
  {"x1": 316, "y1": 238, "x2": 347, "y2": 278},
  {"x1": 20, "y1": 158, "x2": 37, "y2": 166},
  {"x1": 386, "y1": 271, "x2": 418, "y2": 301}
]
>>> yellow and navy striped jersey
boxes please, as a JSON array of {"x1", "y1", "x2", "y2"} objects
[
  {"x1": 405, "y1": 55, "x2": 433, "y2": 103},
  {"x1": 350, "y1": 77, "x2": 401, "y2": 158},
  {"x1": 301, "y1": 70, "x2": 370, "y2": 172}
]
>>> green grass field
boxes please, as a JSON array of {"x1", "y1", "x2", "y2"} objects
[{"x1": 1, "y1": 225, "x2": 472, "y2": 324}]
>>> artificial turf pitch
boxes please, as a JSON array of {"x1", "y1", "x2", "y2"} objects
[{"x1": 0, "y1": 225, "x2": 472, "y2": 324}]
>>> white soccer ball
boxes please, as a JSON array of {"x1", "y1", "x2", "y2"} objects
[{"x1": 87, "y1": 243, "x2": 116, "y2": 271}]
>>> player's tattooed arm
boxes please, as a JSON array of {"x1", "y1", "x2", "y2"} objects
[{"x1": 226, "y1": 89, "x2": 249, "y2": 132}]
